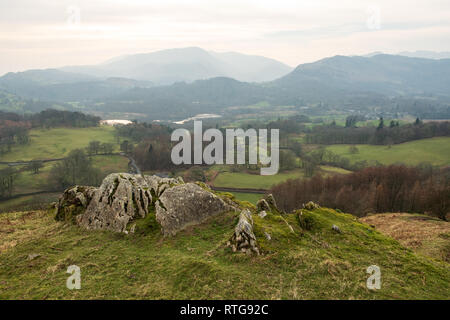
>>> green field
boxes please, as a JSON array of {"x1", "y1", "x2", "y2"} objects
[
  {"x1": 91, "y1": 155, "x2": 129, "y2": 174},
  {"x1": 8, "y1": 155, "x2": 129, "y2": 197},
  {"x1": 213, "y1": 169, "x2": 304, "y2": 189},
  {"x1": 0, "y1": 126, "x2": 118, "y2": 162},
  {"x1": 13, "y1": 163, "x2": 54, "y2": 194},
  {"x1": 230, "y1": 192, "x2": 263, "y2": 204},
  {"x1": 326, "y1": 137, "x2": 450, "y2": 166}
]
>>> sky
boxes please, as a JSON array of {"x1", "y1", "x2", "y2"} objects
[{"x1": 1, "y1": 0, "x2": 450, "y2": 75}]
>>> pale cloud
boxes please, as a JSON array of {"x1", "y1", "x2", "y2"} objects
[{"x1": 0, "y1": 0, "x2": 450, "y2": 75}]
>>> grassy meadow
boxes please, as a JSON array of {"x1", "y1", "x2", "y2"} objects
[
  {"x1": 11, "y1": 155, "x2": 128, "y2": 194},
  {"x1": 213, "y1": 170, "x2": 304, "y2": 189},
  {"x1": 229, "y1": 192, "x2": 263, "y2": 204},
  {"x1": 326, "y1": 137, "x2": 450, "y2": 167},
  {"x1": 0, "y1": 126, "x2": 118, "y2": 162}
]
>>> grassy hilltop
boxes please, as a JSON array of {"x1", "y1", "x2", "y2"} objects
[{"x1": 1, "y1": 203, "x2": 448, "y2": 299}]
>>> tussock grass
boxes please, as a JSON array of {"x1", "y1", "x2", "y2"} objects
[{"x1": 360, "y1": 213, "x2": 450, "y2": 262}]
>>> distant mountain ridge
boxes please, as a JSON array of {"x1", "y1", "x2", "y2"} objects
[
  {"x1": 1, "y1": 52, "x2": 449, "y2": 119},
  {"x1": 364, "y1": 50, "x2": 450, "y2": 60},
  {"x1": 398, "y1": 51, "x2": 450, "y2": 59},
  {"x1": 59, "y1": 47, "x2": 293, "y2": 84}
]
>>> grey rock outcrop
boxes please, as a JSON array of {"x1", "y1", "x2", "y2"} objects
[
  {"x1": 55, "y1": 186, "x2": 97, "y2": 222},
  {"x1": 228, "y1": 209, "x2": 259, "y2": 255},
  {"x1": 77, "y1": 173, "x2": 153, "y2": 232},
  {"x1": 155, "y1": 183, "x2": 232, "y2": 236},
  {"x1": 55, "y1": 173, "x2": 233, "y2": 236}
]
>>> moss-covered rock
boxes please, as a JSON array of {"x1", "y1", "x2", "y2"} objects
[{"x1": 54, "y1": 186, "x2": 97, "y2": 223}]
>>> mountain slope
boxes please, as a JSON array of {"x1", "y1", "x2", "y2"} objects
[
  {"x1": 274, "y1": 54, "x2": 450, "y2": 96},
  {"x1": 0, "y1": 69, "x2": 153, "y2": 101},
  {"x1": 60, "y1": 47, "x2": 293, "y2": 84}
]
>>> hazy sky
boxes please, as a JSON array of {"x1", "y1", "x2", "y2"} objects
[{"x1": 1, "y1": 0, "x2": 450, "y2": 75}]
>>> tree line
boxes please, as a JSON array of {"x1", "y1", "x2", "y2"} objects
[
  {"x1": 271, "y1": 165, "x2": 450, "y2": 220},
  {"x1": 305, "y1": 118, "x2": 450, "y2": 145}
]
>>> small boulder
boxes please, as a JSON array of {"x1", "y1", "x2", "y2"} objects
[
  {"x1": 257, "y1": 194, "x2": 281, "y2": 213},
  {"x1": 332, "y1": 224, "x2": 342, "y2": 233},
  {"x1": 258, "y1": 210, "x2": 267, "y2": 218},
  {"x1": 155, "y1": 183, "x2": 232, "y2": 236},
  {"x1": 228, "y1": 209, "x2": 259, "y2": 255},
  {"x1": 27, "y1": 253, "x2": 40, "y2": 261},
  {"x1": 256, "y1": 199, "x2": 270, "y2": 212},
  {"x1": 303, "y1": 201, "x2": 320, "y2": 210},
  {"x1": 265, "y1": 194, "x2": 278, "y2": 211}
]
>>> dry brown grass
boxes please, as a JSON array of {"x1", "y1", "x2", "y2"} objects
[
  {"x1": 360, "y1": 213, "x2": 450, "y2": 262},
  {"x1": 0, "y1": 210, "x2": 59, "y2": 255}
]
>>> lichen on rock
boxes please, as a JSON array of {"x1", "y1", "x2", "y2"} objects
[
  {"x1": 155, "y1": 183, "x2": 233, "y2": 236},
  {"x1": 76, "y1": 173, "x2": 153, "y2": 233}
]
